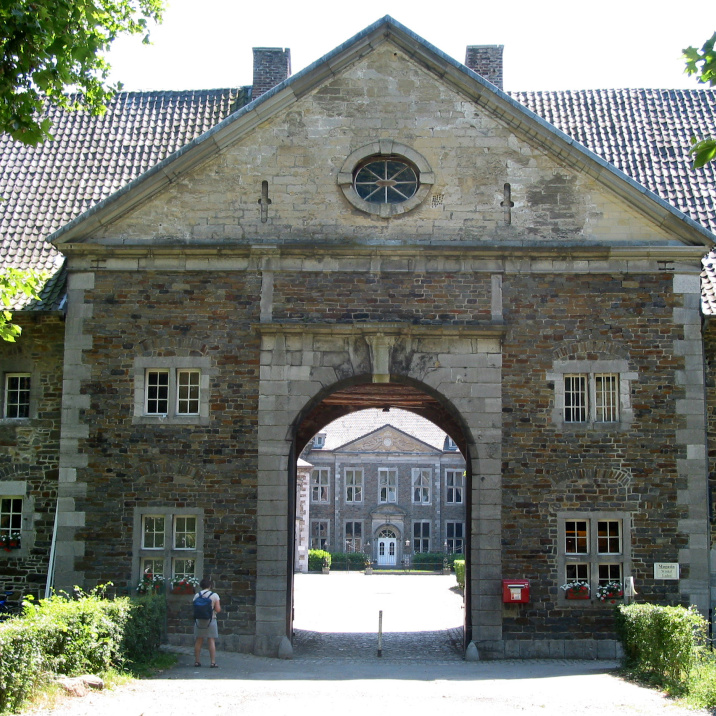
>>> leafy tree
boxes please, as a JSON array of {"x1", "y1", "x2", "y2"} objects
[
  {"x1": 0, "y1": 268, "x2": 46, "y2": 342},
  {"x1": 0, "y1": 0, "x2": 163, "y2": 146},
  {"x1": 683, "y1": 32, "x2": 716, "y2": 168}
]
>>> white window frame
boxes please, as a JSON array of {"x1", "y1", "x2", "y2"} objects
[
  {"x1": 4, "y1": 373, "x2": 31, "y2": 419},
  {"x1": 134, "y1": 508, "x2": 203, "y2": 584},
  {"x1": 176, "y1": 369, "x2": 200, "y2": 415},
  {"x1": 547, "y1": 359, "x2": 635, "y2": 429},
  {"x1": 133, "y1": 356, "x2": 211, "y2": 425},
  {"x1": 345, "y1": 521, "x2": 362, "y2": 553},
  {"x1": 345, "y1": 468, "x2": 363, "y2": 503},
  {"x1": 310, "y1": 520, "x2": 330, "y2": 550},
  {"x1": 446, "y1": 521, "x2": 464, "y2": 554},
  {"x1": 310, "y1": 468, "x2": 330, "y2": 503},
  {"x1": 557, "y1": 512, "x2": 631, "y2": 602},
  {"x1": 413, "y1": 520, "x2": 430, "y2": 553},
  {"x1": 412, "y1": 468, "x2": 431, "y2": 505},
  {"x1": 446, "y1": 469, "x2": 464, "y2": 504},
  {"x1": 379, "y1": 468, "x2": 397, "y2": 504}
]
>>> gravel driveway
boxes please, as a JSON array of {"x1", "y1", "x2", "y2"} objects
[{"x1": 25, "y1": 573, "x2": 711, "y2": 715}]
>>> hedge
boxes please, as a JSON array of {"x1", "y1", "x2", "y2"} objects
[
  {"x1": 329, "y1": 552, "x2": 367, "y2": 570},
  {"x1": 0, "y1": 588, "x2": 166, "y2": 716},
  {"x1": 308, "y1": 549, "x2": 331, "y2": 571},
  {"x1": 615, "y1": 603, "x2": 707, "y2": 685},
  {"x1": 411, "y1": 552, "x2": 455, "y2": 571},
  {"x1": 454, "y1": 559, "x2": 465, "y2": 590}
]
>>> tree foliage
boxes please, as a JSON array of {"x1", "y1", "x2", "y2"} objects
[
  {"x1": 0, "y1": 0, "x2": 163, "y2": 145},
  {"x1": 683, "y1": 32, "x2": 716, "y2": 168},
  {"x1": 0, "y1": 268, "x2": 46, "y2": 342}
]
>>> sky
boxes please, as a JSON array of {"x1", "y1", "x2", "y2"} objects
[{"x1": 105, "y1": 0, "x2": 715, "y2": 93}]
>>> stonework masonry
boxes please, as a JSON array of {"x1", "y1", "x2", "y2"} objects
[{"x1": 38, "y1": 24, "x2": 715, "y2": 660}]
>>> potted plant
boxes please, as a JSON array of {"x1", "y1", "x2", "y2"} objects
[
  {"x1": 170, "y1": 576, "x2": 199, "y2": 594},
  {"x1": 596, "y1": 581, "x2": 623, "y2": 602},
  {"x1": 364, "y1": 557, "x2": 373, "y2": 575},
  {"x1": 136, "y1": 573, "x2": 164, "y2": 595},
  {"x1": 560, "y1": 580, "x2": 590, "y2": 599},
  {"x1": 0, "y1": 532, "x2": 21, "y2": 551}
]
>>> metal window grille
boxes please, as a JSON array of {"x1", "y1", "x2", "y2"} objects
[
  {"x1": 564, "y1": 374, "x2": 587, "y2": 422},
  {"x1": 595, "y1": 374, "x2": 619, "y2": 422}
]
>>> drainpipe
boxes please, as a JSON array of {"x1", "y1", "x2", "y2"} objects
[{"x1": 45, "y1": 498, "x2": 60, "y2": 598}]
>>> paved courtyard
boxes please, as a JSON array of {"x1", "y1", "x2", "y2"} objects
[{"x1": 292, "y1": 572, "x2": 464, "y2": 659}]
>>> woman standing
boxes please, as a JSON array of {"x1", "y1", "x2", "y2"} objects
[{"x1": 193, "y1": 578, "x2": 221, "y2": 667}]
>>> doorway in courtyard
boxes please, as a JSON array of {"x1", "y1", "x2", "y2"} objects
[{"x1": 290, "y1": 380, "x2": 470, "y2": 659}]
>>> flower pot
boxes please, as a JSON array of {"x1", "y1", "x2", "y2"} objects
[{"x1": 566, "y1": 588, "x2": 590, "y2": 600}]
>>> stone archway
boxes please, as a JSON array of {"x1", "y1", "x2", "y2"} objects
[{"x1": 254, "y1": 323, "x2": 503, "y2": 658}]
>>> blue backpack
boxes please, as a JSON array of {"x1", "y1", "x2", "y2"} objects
[{"x1": 193, "y1": 591, "x2": 214, "y2": 622}]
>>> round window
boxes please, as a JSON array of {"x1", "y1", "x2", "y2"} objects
[
  {"x1": 353, "y1": 157, "x2": 419, "y2": 205},
  {"x1": 337, "y1": 142, "x2": 434, "y2": 218}
]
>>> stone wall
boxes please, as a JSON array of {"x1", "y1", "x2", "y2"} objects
[{"x1": 0, "y1": 313, "x2": 64, "y2": 598}]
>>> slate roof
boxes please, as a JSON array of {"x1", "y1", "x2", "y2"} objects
[
  {"x1": 0, "y1": 88, "x2": 245, "y2": 308},
  {"x1": 2, "y1": 50, "x2": 716, "y2": 309},
  {"x1": 308, "y1": 409, "x2": 450, "y2": 452}
]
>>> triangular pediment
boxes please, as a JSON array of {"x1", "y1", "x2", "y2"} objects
[
  {"x1": 49, "y1": 17, "x2": 714, "y2": 252},
  {"x1": 337, "y1": 426, "x2": 440, "y2": 454}
]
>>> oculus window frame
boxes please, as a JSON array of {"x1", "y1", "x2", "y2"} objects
[{"x1": 337, "y1": 140, "x2": 434, "y2": 217}]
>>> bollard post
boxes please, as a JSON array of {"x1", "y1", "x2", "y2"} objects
[{"x1": 377, "y1": 609, "x2": 383, "y2": 657}]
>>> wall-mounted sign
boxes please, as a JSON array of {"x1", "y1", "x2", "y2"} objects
[{"x1": 654, "y1": 563, "x2": 679, "y2": 580}]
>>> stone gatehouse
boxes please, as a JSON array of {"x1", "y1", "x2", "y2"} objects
[{"x1": 1, "y1": 16, "x2": 715, "y2": 660}]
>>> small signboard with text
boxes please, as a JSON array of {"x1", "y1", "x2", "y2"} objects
[{"x1": 654, "y1": 563, "x2": 679, "y2": 580}]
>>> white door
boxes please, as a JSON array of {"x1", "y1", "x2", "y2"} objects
[{"x1": 377, "y1": 538, "x2": 397, "y2": 566}]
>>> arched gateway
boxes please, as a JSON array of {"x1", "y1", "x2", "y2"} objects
[{"x1": 254, "y1": 323, "x2": 503, "y2": 657}]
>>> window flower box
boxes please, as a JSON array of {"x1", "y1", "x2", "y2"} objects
[
  {"x1": 170, "y1": 577, "x2": 199, "y2": 595},
  {"x1": 0, "y1": 533, "x2": 21, "y2": 552},
  {"x1": 560, "y1": 581, "x2": 590, "y2": 600},
  {"x1": 596, "y1": 581, "x2": 623, "y2": 602},
  {"x1": 136, "y1": 573, "x2": 164, "y2": 595}
]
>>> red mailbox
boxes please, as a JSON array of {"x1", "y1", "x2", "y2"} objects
[{"x1": 502, "y1": 579, "x2": 530, "y2": 604}]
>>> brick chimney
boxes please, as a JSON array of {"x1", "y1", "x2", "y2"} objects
[
  {"x1": 464, "y1": 45, "x2": 504, "y2": 91},
  {"x1": 252, "y1": 48, "x2": 291, "y2": 99}
]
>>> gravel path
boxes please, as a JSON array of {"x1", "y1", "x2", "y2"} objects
[{"x1": 24, "y1": 573, "x2": 712, "y2": 715}]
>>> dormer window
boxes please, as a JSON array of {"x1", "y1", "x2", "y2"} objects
[
  {"x1": 313, "y1": 434, "x2": 326, "y2": 449},
  {"x1": 444, "y1": 436, "x2": 458, "y2": 451}
]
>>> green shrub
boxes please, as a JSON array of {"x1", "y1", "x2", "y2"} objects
[
  {"x1": 411, "y1": 552, "x2": 452, "y2": 571},
  {"x1": 454, "y1": 559, "x2": 465, "y2": 590},
  {"x1": 686, "y1": 657, "x2": 716, "y2": 709},
  {"x1": 122, "y1": 593, "x2": 166, "y2": 665},
  {"x1": 329, "y1": 552, "x2": 367, "y2": 570},
  {"x1": 0, "y1": 619, "x2": 44, "y2": 716},
  {"x1": 615, "y1": 603, "x2": 707, "y2": 686},
  {"x1": 24, "y1": 590, "x2": 131, "y2": 676},
  {"x1": 0, "y1": 587, "x2": 167, "y2": 715},
  {"x1": 308, "y1": 549, "x2": 331, "y2": 571}
]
